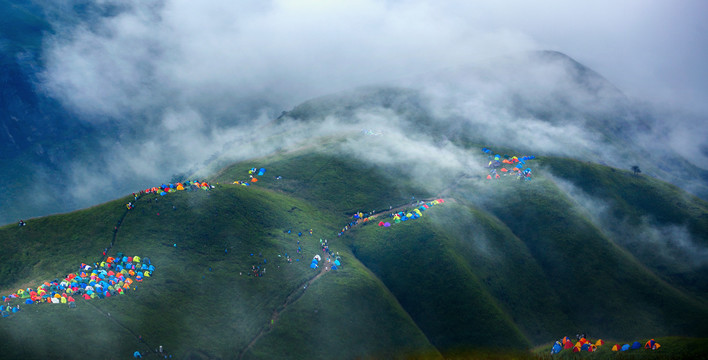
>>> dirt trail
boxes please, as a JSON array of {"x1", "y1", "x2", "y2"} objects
[
  {"x1": 238, "y1": 266, "x2": 328, "y2": 359},
  {"x1": 238, "y1": 196, "x2": 457, "y2": 358}
]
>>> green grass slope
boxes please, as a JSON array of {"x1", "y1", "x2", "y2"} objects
[
  {"x1": 543, "y1": 157, "x2": 708, "y2": 298},
  {"x1": 460, "y1": 168, "x2": 708, "y2": 340},
  {"x1": 0, "y1": 183, "x2": 435, "y2": 359},
  {"x1": 212, "y1": 146, "x2": 434, "y2": 215},
  {"x1": 247, "y1": 254, "x2": 441, "y2": 360},
  {"x1": 346, "y1": 210, "x2": 531, "y2": 354},
  {"x1": 1, "y1": 147, "x2": 707, "y2": 359}
]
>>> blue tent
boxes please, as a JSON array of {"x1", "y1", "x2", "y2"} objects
[
  {"x1": 258, "y1": 168, "x2": 266, "y2": 176},
  {"x1": 331, "y1": 265, "x2": 338, "y2": 270},
  {"x1": 581, "y1": 343, "x2": 589, "y2": 352},
  {"x1": 621, "y1": 344, "x2": 630, "y2": 351},
  {"x1": 334, "y1": 259, "x2": 341, "y2": 266},
  {"x1": 25, "y1": 299, "x2": 33, "y2": 304},
  {"x1": 631, "y1": 341, "x2": 641, "y2": 349},
  {"x1": 551, "y1": 342, "x2": 562, "y2": 354},
  {"x1": 310, "y1": 262, "x2": 317, "y2": 269}
]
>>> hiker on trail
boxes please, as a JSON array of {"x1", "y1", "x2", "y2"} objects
[{"x1": 18, "y1": 220, "x2": 26, "y2": 226}]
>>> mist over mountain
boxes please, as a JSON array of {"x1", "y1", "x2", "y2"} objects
[
  {"x1": 1, "y1": 0, "x2": 707, "y2": 228},
  {"x1": 2, "y1": 2, "x2": 708, "y2": 358}
]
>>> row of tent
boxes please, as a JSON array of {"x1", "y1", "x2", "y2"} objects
[
  {"x1": 1, "y1": 253, "x2": 154, "y2": 316},
  {"x1": 144, "y1": 180, "x2": 213, "y2": 196},
  {"x1": 377, "y1": 199, "x2": 445, "y2": 227},
  {"x1": 233, "y1": 167, "x2": 267, "y2": 186},
  {"x1": 551, "y1": 336, "x2": 661, "y2": 354},
  {"x1": 612, "y1": 339, "x2": 661, "y2": 351},
  {"x1": 482, "y1": 148, "x2": 535, "y2": 181}
]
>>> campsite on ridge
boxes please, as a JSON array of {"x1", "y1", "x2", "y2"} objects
[
  {"x1": 1, "y1": 2, "x2": 708, "y2": 358},
  {"x1": 2, "y1": 141, "x2": 707, "y2": 359}
]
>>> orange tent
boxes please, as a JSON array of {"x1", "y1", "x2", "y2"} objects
[
  {"x1": 251, "y1": 178, "x2": 258, "y2": 182},
  {"x1": 500, "y1": 168, "x2": 508, "y2": 172}
]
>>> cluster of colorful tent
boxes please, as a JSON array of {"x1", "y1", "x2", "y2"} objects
[
  {"x1": 0, "y1": 304, "x2": 20, "y2": 317},
  {"x1": 482, "y1": 148, "x2": 535, "y2": 180},
  {"x1": 1, "y1": 253, "x2": 155, "y2": 316},
  {"x1": 310, "y1": 254, "x2": 342, "y2": 270},
  {"x1": 550, "y1": 336, "x2": 661, "y2": 354},
  {"x1": 377, "y1": 199, "x2": 445, "y2": 227},
  {"x1": 144, "y1": 180, "x2": 213, "y2": 196},
  {"x1": 233, "y1": 167, "x2": 267, "y2": 185},
  {"x1": 550, "y1": 336, "x2": 605, "y2": 354}
]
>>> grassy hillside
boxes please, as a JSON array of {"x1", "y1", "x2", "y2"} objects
[
  {"x1": 1, "y1": 146, "x2": 707, "y2": 359},
  {"x1": 346, "y1": 209, "x2": 531, "y2": 352},
  {"x1": 459, "y1": 171, "x2": 708, "y2": 340},
  {"x1": 0, "y1": 181, "x2": 436, "y2": 359},
  {"x1": 211, "y1": 146, "x2": 435, "y2": 215},
  {"x1": 542, "y1": 158, "x2": 708, "y2": 298}
]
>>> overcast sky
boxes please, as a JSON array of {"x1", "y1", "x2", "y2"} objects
[
  {"x1": 476, "y1": 0, "x2": 708, "y2": 114},
  {"x1": 44, "y1": 0, "x2": 708, "y2": 118}
]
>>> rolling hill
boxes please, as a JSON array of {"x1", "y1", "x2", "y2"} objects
[{"x1": 1, "y1": 140, "x2": 707, "y2": 359}]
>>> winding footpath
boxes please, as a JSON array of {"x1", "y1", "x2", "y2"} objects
[{"x1": 93, "y1": 186, "x2": 455, "y2": 358}]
